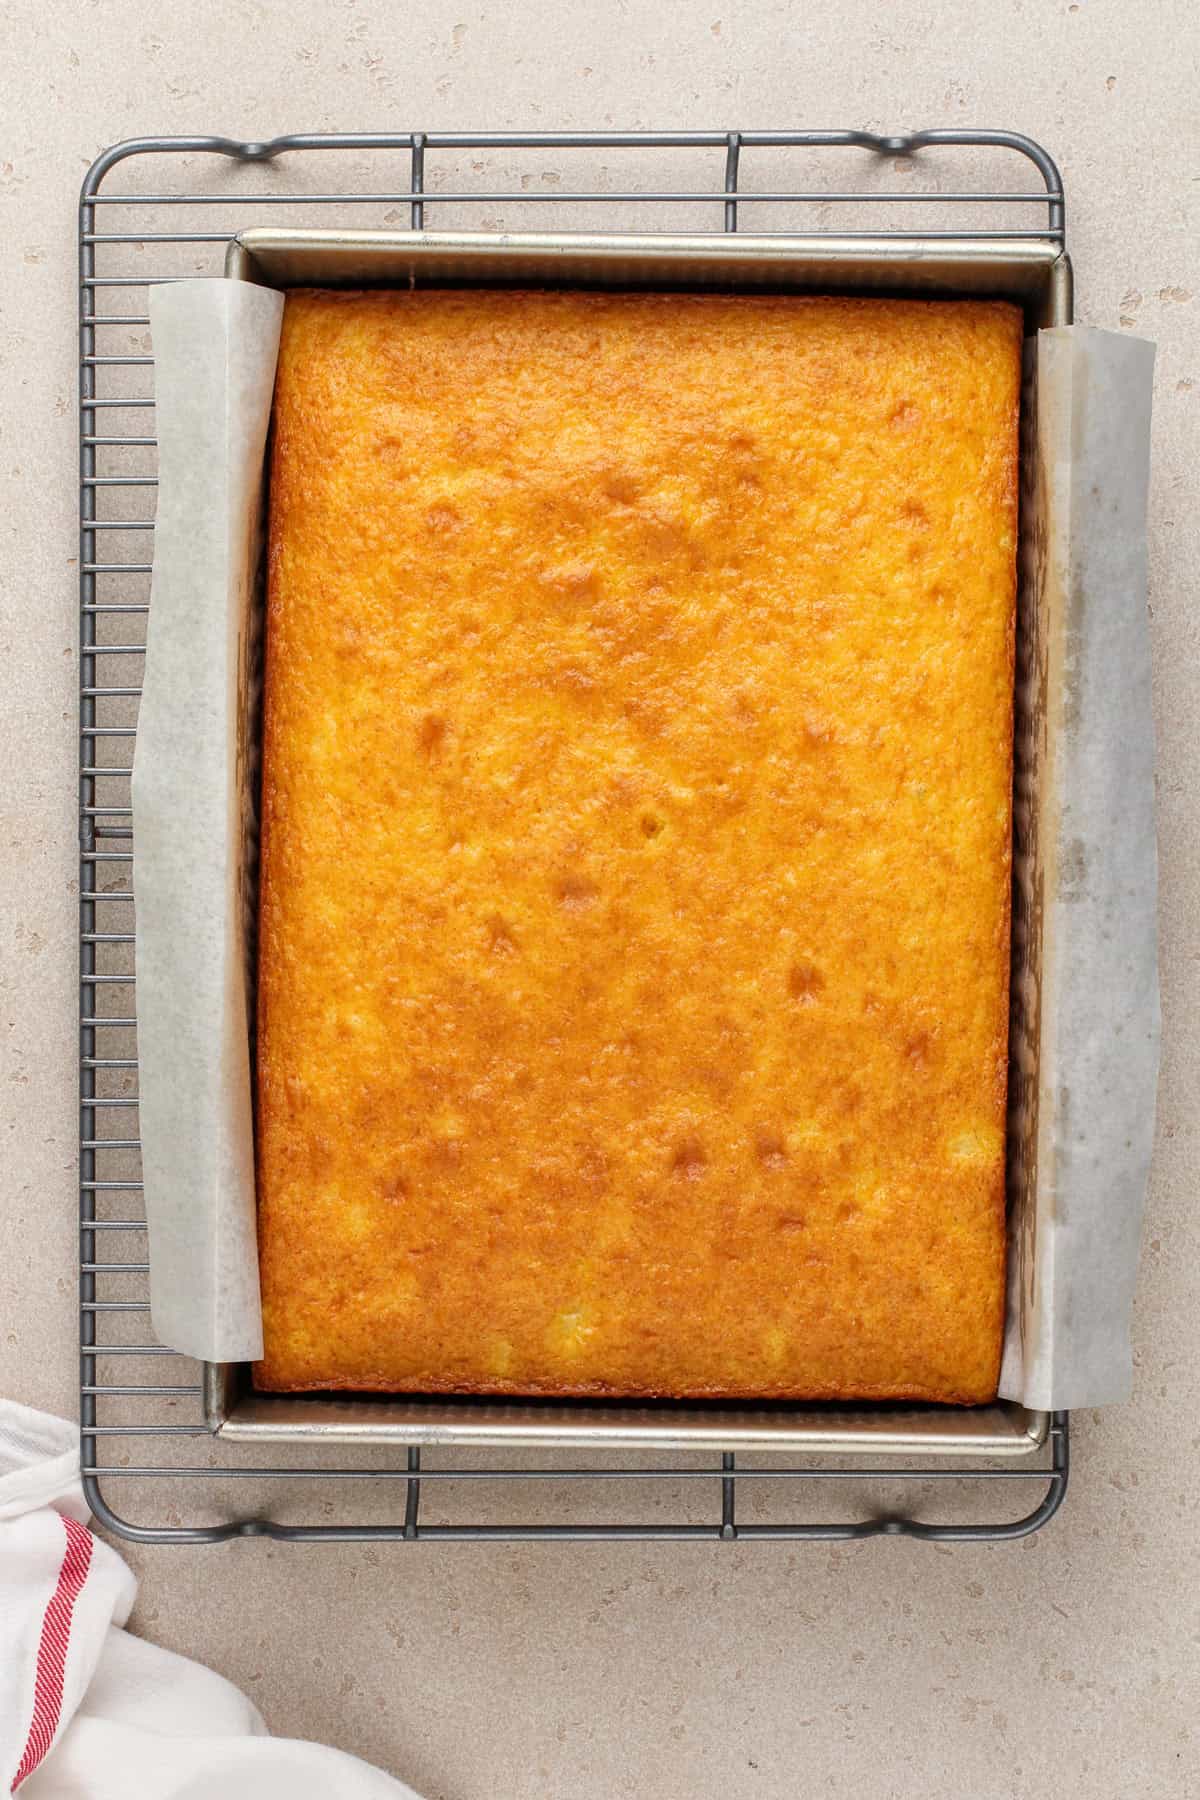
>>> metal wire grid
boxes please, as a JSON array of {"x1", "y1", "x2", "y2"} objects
[{"x1": 79, "y1": 127, "x2": 1069, "y2": 1545}]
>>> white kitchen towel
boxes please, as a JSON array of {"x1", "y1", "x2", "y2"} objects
[{"x1": 1, "y1": 1401, "x2": 423, "y2": 1799}]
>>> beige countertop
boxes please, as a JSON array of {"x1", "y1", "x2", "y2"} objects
[{"x1": 2, "y1": 1, "x2": 1198, "y2": 1794}]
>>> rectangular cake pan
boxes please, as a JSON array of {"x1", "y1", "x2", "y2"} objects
[{"x1": 208, "y1": 226, "x2": 1070, "y2": 1458}]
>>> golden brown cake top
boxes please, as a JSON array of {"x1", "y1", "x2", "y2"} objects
[{"x1": 256, "y1": 288, "x2": 1019, "y2": 1402}]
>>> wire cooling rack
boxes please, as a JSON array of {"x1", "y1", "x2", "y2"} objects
[{"x1": 79, "y1": 128, "x2": 1069, "y2": 1544}]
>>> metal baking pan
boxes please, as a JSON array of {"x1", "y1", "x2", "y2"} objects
[{"x1": 209, "y1": 225, "x2": 1071, "y2": 1458}]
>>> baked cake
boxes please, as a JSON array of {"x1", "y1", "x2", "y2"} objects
[{"x1": 254, "y1": 289, "x2": 1020, "y2": 1403}]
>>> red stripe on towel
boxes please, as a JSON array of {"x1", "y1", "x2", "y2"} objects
[{"x1": 13, "y1": 1514, "x2": 94, "y2": 1790}]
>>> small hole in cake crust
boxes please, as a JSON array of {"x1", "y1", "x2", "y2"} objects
[
  {"x1": 418, "y1": 713, "x2": 447, "y2": 757},
  {"x1": 788, "y1": 961, "x2": 825, "y2": 1002},
  {"x1": 558, "y1": 875, "x2": 599, "y2": 911},
  {"x1": 671, "y1": 1139, "x2": 707, "y2": 1180},
  {"x1": 602, "y1": 469, "x2": 641, "y2": 506},
  {"x1": 640, "y1": 812, "x2": 663, "y2": 839},
  {"x1": 486, "y1": 915, "x2": 517, "y2": 956},
  {"x1": 756, "y1": 1133, "x2": 789, "y2": 1171}
]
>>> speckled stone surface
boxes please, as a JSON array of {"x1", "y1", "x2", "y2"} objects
[{"x1": 1, "y1": 2, "x2": 1197, "y2": 1795}]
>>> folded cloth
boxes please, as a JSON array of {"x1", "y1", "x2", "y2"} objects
[{"x1": 1, "y1": 1401, "x2": 423, "y2": 1799}]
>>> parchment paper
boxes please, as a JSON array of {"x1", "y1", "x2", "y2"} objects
[
  {"x1": 135, "y1": 281, "x2": 1158, "y2": 1406},
  {"x1": 998, "y1": 327, "x2": 1159, "y2": 1408},
  {"x1": 132, "y1": 280, "x2": 282, "y2": 1363}
]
